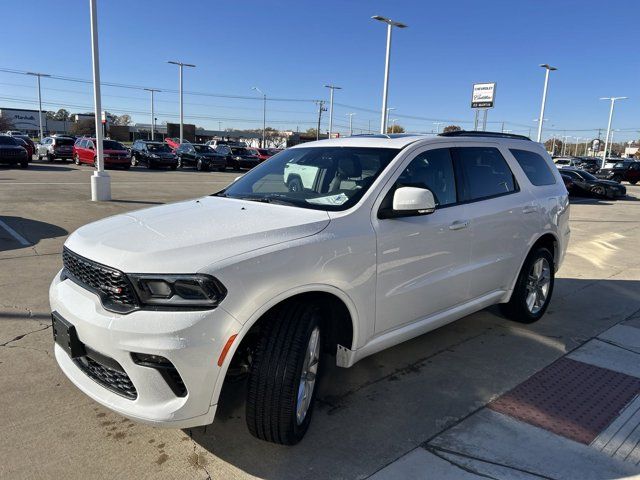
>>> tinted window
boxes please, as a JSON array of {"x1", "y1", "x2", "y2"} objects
[
  {"x1": 55, "y1": 138, "x2": 74, "y2": 146},
  {"x1": 454, "y1": 147, "x2": 517, "y2": 201},
  {"x1": 103, "y1": 140, "x2": 124, "y2": 150},
  {"x1": 147, "y1": 144, "x2": 170, "y2": 152},
  {"x1": 396, "y1": 148, "x2": 457, "y2": 206},
  {"x1": 510, "y1": 149, "x2": 556, "y2": 186}
]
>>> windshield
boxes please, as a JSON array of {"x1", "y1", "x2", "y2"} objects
[
  {"x1": 148, "y1": 144, "x2": 171, "y2": 153},
  {"x1": 193, "y1": 145, "x2": 211, "y2": 153},
  {"x1": 218, "y1": 146, "x2": 400, "y2": 211},
  {"x1": 103, "y1": 140, "x2": 125, "y2": 150},
  {"x1": 217, "y1": 145, "x2": 231, "y2": 154}
]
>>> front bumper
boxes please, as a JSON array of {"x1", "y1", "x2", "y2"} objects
[{"x1": 49, "y1": 271, "x2": 241, "y2": 428}]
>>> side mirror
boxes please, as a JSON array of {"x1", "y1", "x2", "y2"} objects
[{"x1": 380, "y1": 186, "x2": 436, "y2": 218}]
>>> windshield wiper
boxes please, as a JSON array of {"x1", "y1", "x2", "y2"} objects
[{"x1": 235, "y1": 195, "x2": 299, "y2": 207}]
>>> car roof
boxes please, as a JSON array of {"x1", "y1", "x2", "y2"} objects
[{"x1": 291, "y1": 132, "x2": 537, "y2": 150}]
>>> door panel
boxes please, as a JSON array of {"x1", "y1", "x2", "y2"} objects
[{"x1": 373, "y1": 146, "x2": 471, "y2": 334}]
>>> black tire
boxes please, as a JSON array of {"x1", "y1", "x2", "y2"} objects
[
  {"x1": 287, "y1": 177, "x2": 304, "y2": 192},
  {"x1": 46, "y1": 153, "x2": 54, "y2": 162},
  {"x1": 500, "y1": 247, "x2": 554, "y2": 324},
  {"x1": 74, "y1": 154, "x2": 81, "y2": 166},
  {"x1": 147, "y1": 160, "x2": 153, "y2": 169},
  {"x1": 630, "y1": 180, "x2": 638, "y2": 185},
  {"x1": 592, "y1": 185, "x2": 606, "y2": 197},
  {"x1": 196, "y1": 159, "x2": 208, "y2": 172},
  {"x1": 19, "y1": 161, "x2": 28, "y2": 169},
  {"x1": 176, "y1": 156, "x2": 182, "y2": 169},
  {"x1": 246, "y1": 302, "x2": 323, "y2": 445},
  {"x1": 131, "y1": 155, "x2": 138, "y2": 167}
]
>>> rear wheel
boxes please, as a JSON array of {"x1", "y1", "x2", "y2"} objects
[
  {"x1": 500, "y1": 247, "x2": 554, "y2": 324},
  {"x1": 246, "y1": 301, "x2": 323, "y2": 445},
  {"x1": 46, "y1": 153, "x2": 54, "y2": 162},
  {"x1": 74, "y1": 154, "x2": 81, "y2": 166},
  {"x1": 131, "y1": 155, "x2": 138, "y2": 167},
  {"x1": 196, "y1": 159, "x2": 208, "y2": 171},
  {"x1": 176, "y1": 156, "x2": 182, "y2": 168}
]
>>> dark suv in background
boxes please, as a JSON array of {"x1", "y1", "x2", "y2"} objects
[
  {"x1": 175, "y1": 143, "x2": 226, "y2": 171},
  {"x1": 596, "y1": 160, "x2": 640, "y2": 184},
  {"x1": 130, "y1": 140, "x2": 178, "y2": 169},
  {"x1": 0, "y1": 135, "x2": 29, "y2": 168}
]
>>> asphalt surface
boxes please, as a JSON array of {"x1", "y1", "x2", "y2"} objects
[{"x1": 1, "y1": 161, "x2": 639, "y2": 479}]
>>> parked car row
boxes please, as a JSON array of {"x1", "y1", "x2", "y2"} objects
[
  {"x1": 560, "y1": 168, "x2": 627, "y2": 199},
  {"x1": 0, "y1": 134, "x2": 30, "y2": 168}
]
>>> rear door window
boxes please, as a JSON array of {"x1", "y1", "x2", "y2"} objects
[
  {"x1": 453, "y1": 147, "x2": 517, "y2": 202},
  {"x1": 509, "y1": 149, "x2": 556, "y2": 186}
]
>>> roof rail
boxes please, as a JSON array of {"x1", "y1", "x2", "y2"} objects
[{"x1": 438, "y1": 131, "x2": 531, "y2": 141}]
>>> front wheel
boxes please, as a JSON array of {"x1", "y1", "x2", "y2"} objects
[
  {"x1": 246, "y1": 302, "x2": 323, "y2": 445},
  {"x1": 74, "y1": 154, "x2": 81, "y2": 166},
  {"x1": 592, "y1": 185, "x2": 606, "y2": 198},
  {"x1": 131, "y1": 155, "x2": 138, "y2": 167},
  {"x1": 500, "y1": 247, "x2": 554, "y2": 323}
]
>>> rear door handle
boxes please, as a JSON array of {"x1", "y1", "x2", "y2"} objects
[
  {"x1": 523, "y1": 205, "x2": 538, "y2": 214},
  {"x1": 449, "y1": 220, "x2": 470, "y2": 231}
]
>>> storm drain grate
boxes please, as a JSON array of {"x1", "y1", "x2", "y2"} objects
[{"x1": 489, "y1": 357, "x2": 640, "y2": 444}]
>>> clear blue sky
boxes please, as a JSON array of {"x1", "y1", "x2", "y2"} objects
[{"x1": 1, "y1": 0, "x2": 639, "y2": 141}]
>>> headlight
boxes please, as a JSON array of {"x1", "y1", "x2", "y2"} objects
[
  {"x1": 150, "y1": 153, "x2": 159, "y2": 159},
  {"x1": 128, "y1": 274, "x2": 226, "y2": 309}
]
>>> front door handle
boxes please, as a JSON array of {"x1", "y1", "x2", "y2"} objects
[
  {"x1": 449, "y1": 220, "x2": 470, "y2": 231},
  {"x1": 523, "y1": 205, "x2": 538, "y2": 214}
]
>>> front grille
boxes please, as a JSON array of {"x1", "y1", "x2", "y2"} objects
[
  {"x1": 0, "y1": 149, "x2": 19, "y2": 157},
  {"x1": 75, "y1": 351, "x2": 138, "y2": 400},
  {"x1": 62, "y1": 247, "x2": 138, "y2": 313}
]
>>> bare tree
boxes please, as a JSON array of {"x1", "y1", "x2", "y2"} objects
[
  {"x1": 69, "y1": 119, "x2": 96, "y2": 136},
  {"x1": 0, "y1": 116, "x2": 15, "y2": 131},
  {"x1": 113, "y1": 114, "x2": 132, "y2": 126},
  {"x1": 387, "y1": 124, "x2": 405, "y2": 134},
  {"x1": 442, "y1": 125, "x2": 462, "y2": 133}
]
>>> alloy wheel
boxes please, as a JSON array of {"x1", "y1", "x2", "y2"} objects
[
  {"x1": 525, "y1": 258, "x2": 551, "y2": 315},
  {"x1": 296, "y1": 326, "x2": 320, "y2": 425}
]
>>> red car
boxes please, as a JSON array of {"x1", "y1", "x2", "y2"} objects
[
  {"x1": 73, "y1": 138, "x2": 131, "y2": 169},
  {"x1": 252, "y1": 148, "x2": 274, "y2": 162}
]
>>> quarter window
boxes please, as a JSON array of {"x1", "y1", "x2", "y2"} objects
[
  {"x1": 396, "y1": 148, "x2": 457, "y2": 206},
  {"x1": 510, "y1": 149, "x2": 556, "y2": 186},
  {"x1": 453, "y1": 147, "x2": 517, "y2": 202}
]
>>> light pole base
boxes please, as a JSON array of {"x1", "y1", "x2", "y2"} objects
[{"x1": 91, "y1": 171, "x2": 111, "y2": 201}]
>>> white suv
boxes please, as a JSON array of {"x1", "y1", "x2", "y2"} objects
[{"x1": 50, "y1": 132, "x2": 570, "y2": 445}]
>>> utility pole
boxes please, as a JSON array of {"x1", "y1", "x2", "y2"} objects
[
  {"x1": 25, "y1": 72, "x2": 51, "y2": 140},
  {"x1": 324, "y1": 85, "x2": 342, "y2": 139},
  {"x1": 144, "y1": 88, "x2": 160, "y2": 141},
  {"x1": 167, "y1": 61, "x2": 196, "y2": 143},
  {"x1": 315, "y1": 100, "x2": 326, "y2": 141}
]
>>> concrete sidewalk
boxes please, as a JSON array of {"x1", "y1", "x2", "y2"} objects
[{"x1": 371, "y1": 317, "x2": 640, "y2": 480}]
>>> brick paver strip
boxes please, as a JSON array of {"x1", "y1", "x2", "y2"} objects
[{"x1": 489, "y1": 357, "x2": 640, "y2": 444}]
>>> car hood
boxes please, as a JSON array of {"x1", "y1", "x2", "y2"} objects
[
  {"x1": 596, "y1": 179, "x2": 624, "y2": 187},
  {"x1": 65, "y1": 196, "x2": 331, "y2": 273}
]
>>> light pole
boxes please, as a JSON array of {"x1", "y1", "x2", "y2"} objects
[
  {"x1": 584, "y1": 138, "x2": 589, "y2": 156},
  {"x1": 25, "y1": 72, "x2": 51, "y2": 140},
  {"x1": 88, "y1": 0, "x2": 110, "y2": 201},
  {"x1": 144, "y1": 88, "x2": 160, "y2": 141},
  {"x1": 324, "y1": 84, "x2": 342, "y2": 139},
  {"x1": 372, "y1": 15, "x2": 407, "y2": 134},
  {"x1": 346, "y1": 113, "x2": 356, "y2": 136},
  {"x1": 167, "y1": 60, "x2": 196, "y2": 143},
  {"x1": 385, "y1": 107, "x2": 396, "y2": 133},
  {"x1": 252, "y1": 87, "x2": 266, "y2": 147},
  {"x1": 600, "y1": 97, "x2": 627, "y2": 167},
  {"x1": 536, "y1": 64, "x2": 557, "y2": 142},
  {"x1": 574, "y1": 137, "x2": 581, "y2": 156},
  {"x1": 390, "y1": 118, "x2": 398, "y2": 132},
  {"x1": 561, "y1": 135, "x2": 570, "y2": 156},
  {"x1": 433, "y1": 122, "x2": 443, "y2": 133}
]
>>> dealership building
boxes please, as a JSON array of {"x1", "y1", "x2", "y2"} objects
[{"x1": 0, "y1": 108, "x2": 70, "y2": 137}]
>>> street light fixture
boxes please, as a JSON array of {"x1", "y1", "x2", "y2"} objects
[
  {"x1": 324, "y1": 84, "x2": 342, "y2": 138},
  {"x1": 167, "y1": 60, "x2": 196, "y2": 143},
  {"x1": 600, "y1": 97, "x2": 627, "y2": 166},
  {"x1": 252, "y1": 87, "x2": 267, "y2": 147},
  {"x1": 346, "y1": 113, "x2": 356, "y2": 136},
  {"x1": 536, "y1": 64, "x2": 557, "y2": 142},
  {"x1": 433, "y1": 122, "x2": 443, "y2": 133},
  {"x1": 143, "y1": 88, "x2": 160, "y2": 141},
  {"x1": 372, "y1": 15, "x2": 407, "y2": 134},
  {"x1": 25, "y1": 72, "x2": 51, "y2": 140}
]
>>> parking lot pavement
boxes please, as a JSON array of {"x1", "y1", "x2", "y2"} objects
[{"x1": 1, "y1": 162, "x2": 639, "y2": 480}]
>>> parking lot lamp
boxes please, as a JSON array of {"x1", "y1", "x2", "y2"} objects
[
  {"x1": 252, "y1": 87, "x2": 266, "y2": 147},
  {"x1": 324, "y1": 85, "x2": 342, "y2": 138},
  {"x1": 346, "y1": 113, "x2": 356, "y2": 136},
  {"x1": 167, "y1": 61, "x2": 196, "y2": 143},
  {"x1": 144, "y1": 88, "x2": 160, "y2": 141},
  {"x1": 88, "y1": 0, "x2": 110, "y2": 201},
  {"x1": 372, "y1": 16, "x2": 407, "y2": 134},
  {"x1": 385, "y1": 107, "x2": 396, "y2": 133},
  {"x1": 600, "y1": 97, "x2": 627, "y2": 168},
  {"x1": 536, "y1": 64, "x2": 557, "y2": 142},
  {"x1": 574, "y1": 137, "x2": 581, "y2": 156},
  {"x1": 25, "y1": 72, "x2": 50, "y2": 140}
]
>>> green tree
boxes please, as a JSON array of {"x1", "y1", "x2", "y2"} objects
[
  {"x1": 387, "y1": 124, "x2": 405, "y2": 133},
  {"x1": 69, "y1": 119, "x2": 96, "y2": 136}
]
